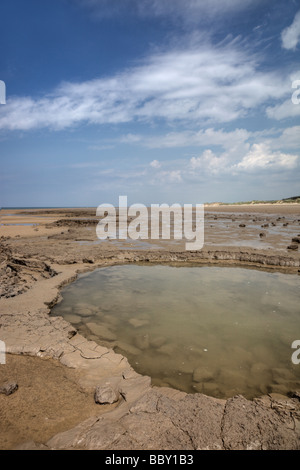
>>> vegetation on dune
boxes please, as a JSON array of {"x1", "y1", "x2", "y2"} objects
[{"x1": 211, "y1": 196, "x2": 300, "y2": 205}]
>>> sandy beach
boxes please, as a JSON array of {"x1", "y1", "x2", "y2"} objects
[{"x1": 0, "y1": 204, "x2": 300, "y2": 450}]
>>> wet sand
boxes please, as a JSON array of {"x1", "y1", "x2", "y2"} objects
[
  {"x1": 0, "y1": 204, "x2": 300, "y2": 450},
  {"x1": 0, "y1": 355, "x2": 115, "y2": 450}
]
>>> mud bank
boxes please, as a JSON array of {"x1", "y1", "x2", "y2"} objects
[{"x1": 0, "y1": 206, "x2": 300, "y2": 450}]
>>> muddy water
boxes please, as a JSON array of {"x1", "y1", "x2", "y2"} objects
[{"x1": 51, "y1": 265, "x2": 300, "y2": 399}]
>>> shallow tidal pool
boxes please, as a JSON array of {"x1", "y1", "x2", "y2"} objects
[{"x1": 51, "y1": 264, "x2": 300, "y2": 399}]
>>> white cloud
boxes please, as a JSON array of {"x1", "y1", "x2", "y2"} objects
[
  {"x1": 235, "y1": 143, "x2": 298, "y2": 171},
  {"x1": 281, "y1": 10, "x2": 300, "y2": 50},
  {"x1": 150, "y1": 168, "x2": 182, "y2": 184},
  {"x1": 0, "y1": 40, "x2": 291, "y2": 132},
  {"x1": 145, "y1": 142, "x2": 299, "y2": 186},
  {"x1": 190, "y1": 152, "x2": 209, "y2": 169},
  {"x1": 189, "y1": 148, "x2": 238, "y2": 175},
  {"x1": 136, "y1": 127, "x2": 250, "y2": 149},
  {"x1": 167, "y1": 170, "x2": 182, "y2": 182},
  {"x1": 186, "y1": 137, "x2": 300, "y2": 176},
  {"x1": 190, "y1": 149, "x2": 224, "y2": 173},
  {"x1": 111, "y1": 126, "x2": 300, "y2": 161},
  {"x1": 120, "y1": 134, "x2": 142, "y2": 144},
  {"x1": 264, "y1": 71, "x2": 300, "y2": 120},
  {"x1": 150, "y1": 159, "x2": 161, "y2": 168},
  {"x1": 266, "y1": 97, "x2": 300, "y2": 120},
  {"x1": 81, "y1": 136, "x2": 299, "y2": 192},
  {"x1": 266, "y1": 126, "x2": 300, "y2": 151}
]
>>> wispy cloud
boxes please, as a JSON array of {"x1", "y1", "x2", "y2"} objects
[
  {"x1": 129, "y1": 128, "x2": 250, "y2": 149},
  {"x1": 0, "y1": 39, "x2": 292, "y2": 132},
  {"x1": 281, "y1": 10, "x2": 300, "y2": 50}
]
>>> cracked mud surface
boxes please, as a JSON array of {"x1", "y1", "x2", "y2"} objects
[{"x1": 0, "y1": 205, "x2": 300, "y2": 450}]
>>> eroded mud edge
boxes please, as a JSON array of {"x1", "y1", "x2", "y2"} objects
[{"x1": 1, "y1": 248, "x2": 300, "y2": 450}]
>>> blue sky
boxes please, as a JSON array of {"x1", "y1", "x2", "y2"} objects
[{"x1": 0, "y1": 0, "x2": 300, "y2": 206}]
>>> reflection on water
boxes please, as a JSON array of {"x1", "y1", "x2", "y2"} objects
[{"x1": 51, "y1": 265, "x2": 300, "y2": 399}]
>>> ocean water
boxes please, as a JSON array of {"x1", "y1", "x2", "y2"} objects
[{"x1": 51, "y1": 264, "x2": 300, "y2": 399}]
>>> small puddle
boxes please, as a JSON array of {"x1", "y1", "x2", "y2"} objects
[
  {"x1": 51, "y1": 264, "x2": 300, "y2": 399},
  {"x1": 0, "y1": 223, "x2": 39, "y2": 226}
]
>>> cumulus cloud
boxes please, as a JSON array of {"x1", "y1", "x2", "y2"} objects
[
  {"x1": 235, "y1": 143, "x2": 298, "y2": 171},
  {"x1": 145, "y1": 143, "x2": 299, "y2": 189},
  {"x1": 86, "y1": 133, "x2": 299, "y2": 190},
  {"x1": 190, "y1": 149, "x2": 225, "y2": 173},
  {"x1": 281, "y1": 10, "x2": 300, "y2": 50},
  {"x1": 188, "y1": 138, "x2": 299, "y2": 176},
  {"x1": 189, "y1": 148, "x2": 238, "y2": 175},
  {"x1": 0, "y1": 41, "x2": 291, "y2": 132}
]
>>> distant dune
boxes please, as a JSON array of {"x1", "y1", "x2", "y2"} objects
[{"x1": 206, "y1": 196, "x2": 300, "y2": 206}]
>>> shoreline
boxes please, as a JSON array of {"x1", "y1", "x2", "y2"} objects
[{"x1": 0, "y1": 206, "x2": 300, "y2": 450}]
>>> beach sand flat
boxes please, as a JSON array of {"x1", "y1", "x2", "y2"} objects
[{"x1": 0, "y1": 205, "x2": 300, "y2": 450}]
